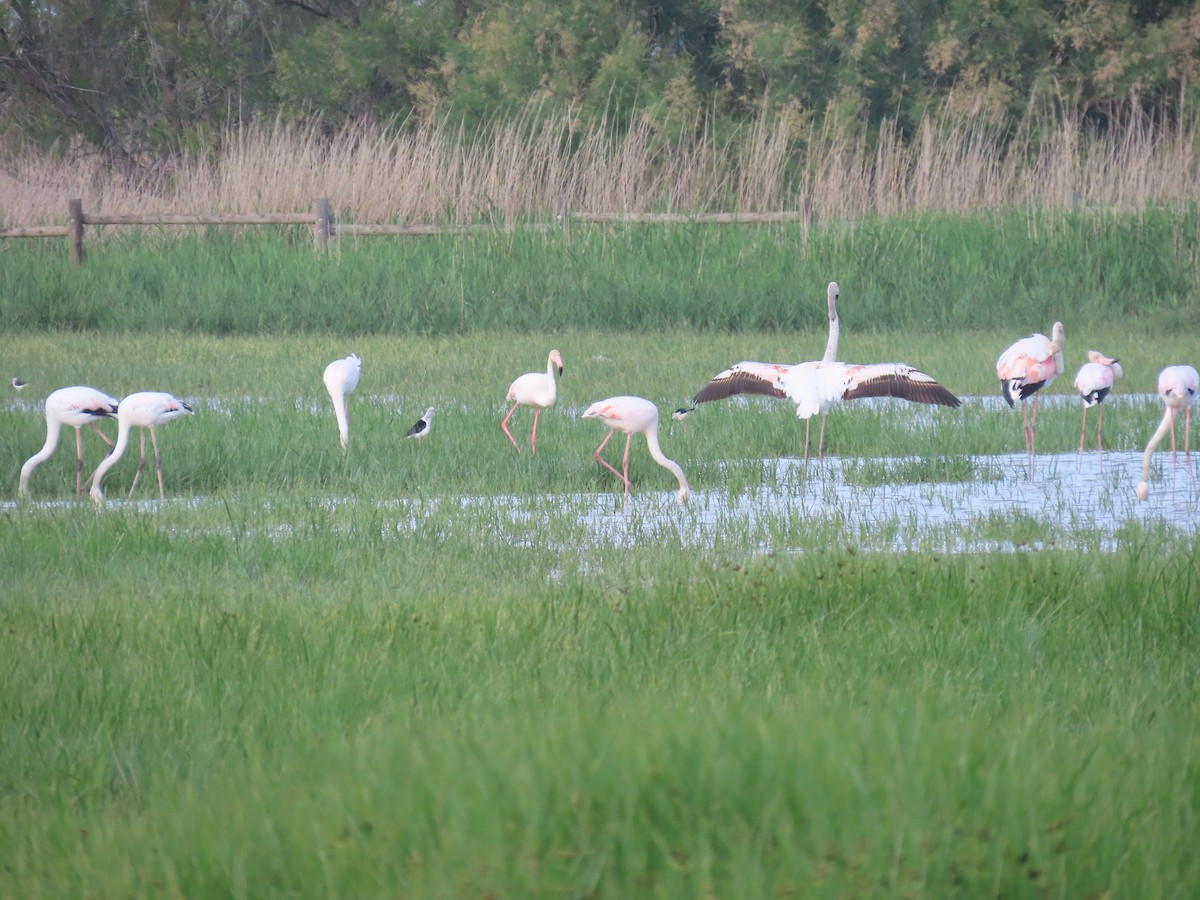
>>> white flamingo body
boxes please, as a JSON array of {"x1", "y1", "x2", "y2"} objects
[
  {"x1": 89, "y1": 391, "x2": 194, "y2": 504},
  {"x1": 19, "y1": 385, "x2": 120, "y2": 496},
  {"x1": 693, "y1": 281, "x2": 959, "y2": 467},
  {"x1": 406, "y1": 407, "x2": 436, "y2": 440},
  {"x1": 502, "y1": 349, "x2": 564, "y2": 453},
  {"x1": 1136, "y1": 365, "x2": 1199, "y2": 501},
  {"x1": 1073, "y1": 351, "x2": 1123, "y2": 460},
  {"x1": 583, "y1": 396, "x2": 689, "y2": 505},
  {"x1": 323, "y1": 353, "x2": 361, "y2": 448},
  {"x1": 996, "y1": 321, "x2": 1065, "y2": 474}
]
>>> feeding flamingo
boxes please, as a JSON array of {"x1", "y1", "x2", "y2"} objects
[
  {"x1": 996, "y1": 321, "x2": 1065, "y2": 475},
  {"x1": 582, "y1": 396, "x2": 689, "y2": 505},
  {"x1": 323, "y1": 353, "x2": 361, "y2": 449},
  {"x1": 502, "y1": 349, "x2": 564, "y2": 453},
  {"x1": 89, "y1": 391, "x2": 194, "y2": 504},
  {"x1": 406, "y1": 407, "x2": 436, "y2": 440},
  {"x1": 18, "y1": 385, "x2": 120, "y2": 496},
  {"x1": 1135, "y1": 364, "x2": 1199, "y2": 501},
  {"x1": 1073, "y1": 351, "x2": 1123, "y2": 463},
  {"x1": 692, "y1": 282, "x2": 959, "y2": 469}
]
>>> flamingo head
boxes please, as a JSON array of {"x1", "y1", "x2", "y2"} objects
[
  {"x1": 549, "y1": 349, "x2": 564, "y2": 376},
  {"x1": 1136, "y1": 481, "x2": 1150, "y2": 502}
]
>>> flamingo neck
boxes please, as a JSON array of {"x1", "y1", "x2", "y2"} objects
[
  {"x1": 1137, "y1": 407, "x2": 1175, "y2": 496},
  {"x1": 822, "y1": 292, "x2": 840, "y2": 362},
  {"x1": 333, "y1": 394, "x2": 350, "y2": 446},
  {"x1": 19, "y1": 417, "x2": 64, "y2": 492},
  {"x1": 90, "y1": 418, "x2": 134, "y2": 500},
  {"x1": 643, "y1": 425, "x2": 690, "y2": 503}
]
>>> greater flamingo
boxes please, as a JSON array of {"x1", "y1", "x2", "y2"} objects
[
  {"x1": 1073, "y1": 351, "x2": 1123, "y2": 463},
  {"x1": 582, "y1": 396, "x2": 689, "y2": 505},
  {"x1": 19, "y1": 385, "x2": 120, "y2": 496},
  {"x1": 692, "y1": 283, "x2": 959, "y2": 469},
  {"x1": 323, "y1": 353, "x2": 361, "y2": 449},
  {"x1": 502, "y1": 349, "x2": 564, "y2": 453},
  {"x1": 406, "y1": 407, "x2": 436, "y2": 440},
  {"x1": 996, "y1": 321, "x2": 1065, "y2": 475},
  {"x1": 1135, "y1": 364, "x2": 1199, "y2": 501},
  {"x1": 89, "y1": 391, "x2": 194, "y2": 504}
]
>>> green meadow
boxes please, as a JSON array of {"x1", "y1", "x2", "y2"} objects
[{"x1": 2, "y1": 212, "x2": 1199, "y2": 897}]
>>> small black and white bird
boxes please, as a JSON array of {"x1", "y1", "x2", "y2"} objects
[
  {"x1": 12, "y1": 377, "x2": 29, "y2": 390},
  {"x1": 672, "y1": 407, "x2": 696, "y2": 422},
  {"x1": 406, "y1": 406, "x2": 436, "y2": 440}
]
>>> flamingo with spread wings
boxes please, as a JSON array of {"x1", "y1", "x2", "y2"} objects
[{"x1": 692, "y1": 282, "x2": 960, "y2": 468}]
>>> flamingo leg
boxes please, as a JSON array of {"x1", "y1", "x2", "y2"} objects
[
  {"x1": 1186, "y1": 408, "x2": 1197, "y2": 485},
  {"x1": 150, "y1": 426, "x2": 165, "y2": 499},
  {"x1": 530, "y1": 407, "x2": 541, "y2": 454},
  {"x1": 1028, "y1": 394, "x2": 1041, "y2": 478},
  {"x1": 622, "y1": 433, "x2": 634, "y2": 500},
  {"x1": 75, "y1": 426, "x2": 85, "y2": 495},
  {"x1": 1077, "y1": 406, "x2": 1088, "y2": 466},
  {"x1": 88, "y1": 421, "x2": 115, "y2": 447},
  {"x1": 128, "y1": 429, "x2": 148, "y2": 499},
  {"x1": 593, "y1": 429, "x2": 629, "y2": 490},
  {"x1": 802, "y1": 418, "x2": 813, "y2": 475},
  {"x1": 817, "y1": 413, "x2": 828, "y2": 474},
  {"x1": 501, "y1": 402, "x2": 522, "y2": 453}
]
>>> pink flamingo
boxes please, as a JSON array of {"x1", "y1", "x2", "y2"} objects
[
  {"x1": 1136, "y1": 364, "x2": 1199, "y2": 501},
  {"x1": 1073, "y1": 351, "x2": 1123, "y2": 463},
  {"x1": 583, "y1": 396, "x2": 690, "y2": 505},
  {"x1": 693, "y1": 282, "x2": 959, "y2": 470},
  {"x1": 502, "y1": 349, "x2": 564, "y2": 453},
  {"x1": 89, "y1": 391, "x2": 194, "y2": 504},
  {"x1": 996, "y1": 321, "x2": 1065, "y2": 475},
  {"x1": 19, "y1": 385, "x2": 120, "y2": 496},
  {"x1": 323, "y1": 353, "x2": 361, "y2": 449}
]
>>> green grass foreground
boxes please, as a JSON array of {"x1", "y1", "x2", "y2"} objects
[{"x1": 2, "y1": 511, "x2": 1198, "y2": 897}]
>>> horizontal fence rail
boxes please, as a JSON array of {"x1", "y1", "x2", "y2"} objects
[{"x1": 0, "y1": 198, "x2": 816, "y2": 263}]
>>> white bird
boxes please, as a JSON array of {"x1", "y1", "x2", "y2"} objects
[
  {"x1": 323, "y1": 353, "x2": 361, "y2": 449},
  {"x1": 1073, "y1": 351, "x2": 1123, "y2": 463},
  {"x1": 406, "y1": 407, "x2": 436, "y2": 440},
  {"x1": 692, "y1": 283, "x2": 959, "y2": 469},
  {"x1": 12, "y1": 377, "x2": 29, "y2": 391},
  {"x1": 672, "y1": 407, "x2": 696, "y2": 422},
  {"x1": 997, "y1": 321, "x2": 1065, "y2": 476},
  {"x1": 89, "y1": 391, "x2": 194, "y2": 504},
  {"x1": 1136, "y1": 364, "x2": 1199, "y2": 501},
  {"x1": 583, "y1": 396, "x2": 689, "y2": 505},
  {"x1": 502, "y1": 349, "x2": 564, "y2": 453},
  {"x1": 19, "y1": 385, "x2": 120, "y2": 496}
]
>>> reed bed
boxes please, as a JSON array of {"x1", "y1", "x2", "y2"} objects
[{"x1": 1, "y1": 101, "x2": 1198, "y2": 230}]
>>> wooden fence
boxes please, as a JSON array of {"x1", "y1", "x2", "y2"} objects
[{"x1": 0, "y1": 198, "x2": 814, "y2": 264}]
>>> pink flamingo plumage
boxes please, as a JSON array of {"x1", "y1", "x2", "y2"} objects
[
  {"x1": 1073, "y1": 351, "x2": 1123, "y2": 464},
  {"x1": 693, "y1": 283, "x2": 959, "y2": 470},
  {"x1": 1136, "y1": 364, "x2": 1199, "y2": 501},
  {"x1": 89, "y1": 391, "x2": 194, "y2": 504},
  {"x1": 583, "y1": 396, "x2": 690, "y2": 505},
  {"x1": 502, "y1": 349, "x2": 564, "y2": 453},
  {"x1": 323, "y1": 353, "x2": 361, "y2": 449},
  {"x1": 18, "y1": 385, "x2": 120, "y2": 496},
  {"x1": 997, "y1": 321, "x2": 1065, "y2": 476}
]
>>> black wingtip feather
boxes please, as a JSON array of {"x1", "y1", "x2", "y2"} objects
[{"x1": 693, "y1": 373, "x2": 787, "y2": 404}]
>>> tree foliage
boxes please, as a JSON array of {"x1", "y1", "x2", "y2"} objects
[{"x1": 1, "y1": 0, "x2": 1196, "y2": 166}]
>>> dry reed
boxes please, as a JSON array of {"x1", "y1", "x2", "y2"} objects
[{"x1": 0, "y1": 98, "x2": 1196, "y2": 232}]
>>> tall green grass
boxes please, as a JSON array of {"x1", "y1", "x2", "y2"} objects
[
  {"x1": 1, "y1": 209, "x2": 1197, "y2": 335},
  {"x1": 2, "y1": 504, "x2": 1197, "y2": 896}
]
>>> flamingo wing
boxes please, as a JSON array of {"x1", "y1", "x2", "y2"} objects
[
  {"x1": 693, "y1": 362, "x2": 792, "y2": 404},
  {"x1": 838, "y1": 363, "x2": 962, "y2": 408}
]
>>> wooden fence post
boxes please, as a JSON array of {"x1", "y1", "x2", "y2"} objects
[
  {"x1": 314, "y1": 197, "x2": 331, "y2": 252},
  {"x1": 69, "y1": 199, "x2": 85, "y2": 264}
]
